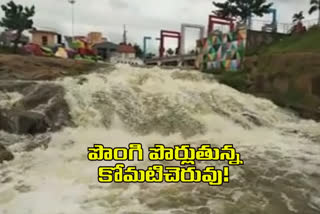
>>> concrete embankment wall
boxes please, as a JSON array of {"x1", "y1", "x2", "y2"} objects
[
  {"x1": 244, "y1": 53, "x2": 320, "y2": 119},
  {"x1": 246, "y1": 30, "x2": 289, "y2": 54}
]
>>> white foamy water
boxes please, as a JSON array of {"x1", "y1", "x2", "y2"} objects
[
  {"x1": 0, "y1": 64, "x2": 320, "y2": 214},
  {"x1": 0, "y1": 91, "x2": 23, "y2": 109}
]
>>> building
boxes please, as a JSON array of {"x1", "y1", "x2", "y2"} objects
[
  {"x1": 110, "y1": 43, "x2": 144, "y2": 65},
  {"x1": 116, "y1": 44, "x2": 136, "y2": 59},
  {"x1": 93, "y1": 41, "x2": 118, "y2": 60},
  {"x1": 87, "y1": 32, "x2": 103, "y2": 45},
  {"x1": 30, "y1": 29, "x2": 58, "y2": 46}
]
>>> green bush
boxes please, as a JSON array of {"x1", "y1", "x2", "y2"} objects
[{"x1": 216, "y1": 71, "x2": 249, "y2": 91}]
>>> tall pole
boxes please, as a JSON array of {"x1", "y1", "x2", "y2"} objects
[
  {"x1": 123, "y1": 25, "x2": 127, "y2": 44},
  {"x1": 68, "y1": 0, "x2": 76, "y2": 40}
]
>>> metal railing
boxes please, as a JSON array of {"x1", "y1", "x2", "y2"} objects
[
  {"x1": 248, "y1": 18, "x2": 319, "y2": 34},
  {"x1": 212, "y1": 18, "x2": 319, "y2": 35}
]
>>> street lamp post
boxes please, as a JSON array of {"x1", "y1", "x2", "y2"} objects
[{"x1": 68, "y1": 0, "x2": 76, "y2": 39}]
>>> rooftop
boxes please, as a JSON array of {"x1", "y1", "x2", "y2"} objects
[
  {"x1": 93, "y1": 41, "x2": 118, "y2": 49},
  {"x1": 117, "y1": 44, "x2": 135, "y2": 53},
  {"x1": 29, "y1": 29, "x2": 58, "y2": 35}
]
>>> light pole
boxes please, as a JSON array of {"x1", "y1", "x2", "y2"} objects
[{"x1": 68, "y1": 0, "x2": 76, "y2": 40}]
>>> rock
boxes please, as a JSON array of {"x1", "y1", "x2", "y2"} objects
[
  {"x1": 15, "y1": 111, "x2": 49, "y2": 134},
  {"x1": 42, "y1": 93, "x2": 72, "y2": 131},
  {"x1": 15, "y1": 84, "x2": 65, "y2": 110},
  {"x1": 0, "y1": 110, "x2": 49, "y2": 134},
  {"x1": 0, "y1": 110, "x2": 15, "y2": 133},
  {"x1": 0, "y1": 81, "x2": 35, "y2": 94},
  {"x1": 0, "y1": 144, "x2": 14, "y2": 163},
  {"x1": 196, "y1": 207, "x2": 211, "y2": 214},
  {"x1": 0, "y1": 83, "x2": 72, "y2": 135},
  {"x1": 242, "y1": 112, "x2": 264, "y2": 127}
]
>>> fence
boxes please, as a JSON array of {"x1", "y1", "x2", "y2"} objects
[
  {"x1": 212, "y1": 18, "x2": 319, "y2": 35},
  {"x1": 249, "y1": 18, "x2": 319, "y2": 34}
]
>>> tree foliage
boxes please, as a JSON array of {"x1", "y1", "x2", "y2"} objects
[
  {"x1": 0, "y1": 1, "x2": 35, "y2": 51},
  {"x1": 292, "y1": 11, "x2": 305, "y2": 23},
  {"x1": 309, "y1": 0, "x2": 320, "y2": 15},
  {"x1": 212, "y1": 0, "x2": 273, "y2": 22},
  {"x1": 133, "y1": 44, "x2": 143, "y2": 58},
  {"x1": 166, "y1": 48, "x2": 174, "y2": 56},
  {"x1": 212, "y1": 1, "x2": 236, "y2": 18},
  {"x1": 309, "y1": 0, "x2": 320, "y2": 25}
]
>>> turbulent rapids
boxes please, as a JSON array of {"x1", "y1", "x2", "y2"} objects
[{"x1": 0, "y1": 64, "x2": 320, "y2": 214}]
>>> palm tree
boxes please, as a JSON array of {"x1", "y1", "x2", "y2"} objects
[
  {"x1": 291, "y1": 11, "x2": 307, "y2": 34},
  {"x1": 166, "y1": 48, "x2": 174, "y2": 56},
  {"x1": 293, "y1": 11, "x2": 305, "y2": 23},
  {"x1": 212, "y1": 1, "x2": 235, "y2": 18},
  {"x1": 212, "y1": 0, "x2": 273, "y2": 25},
  {"x1": 309, "y1": 0, "x2": 320, "y2": 25}
]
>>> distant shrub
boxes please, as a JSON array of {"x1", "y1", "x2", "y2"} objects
[{"x1": 217, "y1": 71, "x2": 249, "y2": 91}]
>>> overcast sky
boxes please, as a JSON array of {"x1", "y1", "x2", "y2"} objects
[{"x1": 0, "y1": 0, "x2": 317, "y2": 53}]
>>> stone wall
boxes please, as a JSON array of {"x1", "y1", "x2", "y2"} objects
[
  {"x1": 244, "y1": 53, "x2": 320, "y2": 120},
  {"x1": 246, "y1": 30, "x2": 289, "y2": 54},
  {"x1": 312, "y1": 75, "x2": 320, "y2": 97}
]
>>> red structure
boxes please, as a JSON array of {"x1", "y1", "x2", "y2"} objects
[
  {"x1": 207, "y1": 15, "x2": 235, "y2": 35},
  {"x1": 159, "y1": 30, "x2": 181, "y2": 58}
]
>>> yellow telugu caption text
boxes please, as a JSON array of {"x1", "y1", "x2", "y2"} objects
[{"x1": 87, "y1": 143, "x2": 244, "y2": 186}]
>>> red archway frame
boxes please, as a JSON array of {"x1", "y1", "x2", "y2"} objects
[
  {"x1": 159, "y1": 30, "x2": 181, "y2": 58},
  {"x1": 208, "y1": 15, "x2": 235, "y2": 35}
]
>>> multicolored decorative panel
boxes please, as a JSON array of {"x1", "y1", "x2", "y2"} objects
[{"x1": 196, "y1": 26, "x2": 247, "y2": 72}]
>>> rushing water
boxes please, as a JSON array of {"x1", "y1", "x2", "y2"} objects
[{"x1": 0, "y1": 64, "x2": 320, "y2": 214}]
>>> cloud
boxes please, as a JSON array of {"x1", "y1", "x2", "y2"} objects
[
  {"x1": 0, "y1": 0, "x2": 318, "y2": 53},
  {"x1": 109, "y1": 0, "x2": 129, "y2": 9}
]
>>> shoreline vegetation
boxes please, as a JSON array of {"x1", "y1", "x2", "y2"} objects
[{"x1": 211, "y1": 28, "x2": 320, "y2": 122}]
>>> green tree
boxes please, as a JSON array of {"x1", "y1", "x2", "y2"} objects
[
  {"x1": 212, "y1": 1, "x2": 235, "y2": 18},
  {"x1": 291, "y1": 11, "x2": 306, "y2": 34},
  {"x1": 0, "y1": 1, "x2": 35, "y2": 52},
  {"x1": 309, "y1": 0, "x2": 320, "y2": 25},
  {"x1": 212, "y1": 0, "x2": 273, "y2": 24},
  {"x1": 292, "y1": 11, "x2": 305, "y2": 23},
  {"x1": 133, "y1": 44, "x2": 143, "y2": 58},
  {"x1": 189, "y1": 49, "x2": 196, "y2": 54},
  {"x1": 166, "y1": 48, "x2": 174, "y2": 56}
]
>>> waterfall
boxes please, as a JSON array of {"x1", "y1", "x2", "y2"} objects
[{"x1": 0, "y1": 64, "x2": 319, "y2": 214}]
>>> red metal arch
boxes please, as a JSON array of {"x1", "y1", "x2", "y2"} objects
[
  {"x1": 159, "y1": 30, "x2": 181, "y2": 58},
  {"x1": 208, "y1": 15, "x2": 235, "y2": 35}
]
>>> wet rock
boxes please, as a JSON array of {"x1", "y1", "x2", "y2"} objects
[
  {"x1": 196, "y1": 207, "x2": 211, "y2": 214},
  {"x1": 242, "y1": 112, "x2": 263, "y2": 126},
  {"x1": 0, "y1": 110, "x2": 48, "y2": 134},
  {"x1": 24, "y1": 135, "x2": 51, "y2": 152},
  {"x1": 77, "y1": 77, "x2": 88, "y2": 85},
  {"x1": 15, "y1": 111, "x2": 49, "y2": 134},
  {"x1": 0, "y1": 143, "x2": 14, "y2": 163},
  {"x1": 0, "y1": 110, "x2": 15, "y2": 133},
  {"x1": 0, "y1": 83, "x2": 72, "y2": 135},
  {"x1": 15, "y1": 84, "x2": 65, "y2": 110},
  {"x1": 0, "y1": 81, "x2": 35, "y2": 94}
]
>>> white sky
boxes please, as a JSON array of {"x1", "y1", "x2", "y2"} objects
[{"x1": 0, "y1": 0, "x2": 317, "y2": 53}]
